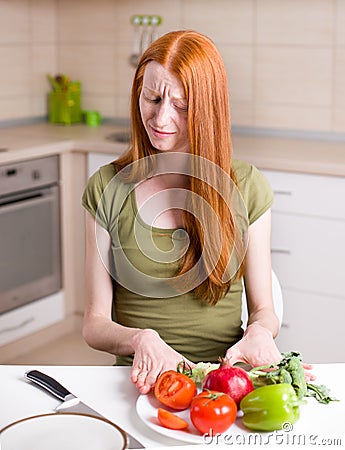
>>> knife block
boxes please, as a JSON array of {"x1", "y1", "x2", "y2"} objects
[{"x1": 48, "y1": 81, "x2": 82, "y2": 125}]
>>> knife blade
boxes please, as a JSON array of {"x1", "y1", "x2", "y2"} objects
[{"x1": 25, "y1": 370, "x2": 145, "y2": 449}]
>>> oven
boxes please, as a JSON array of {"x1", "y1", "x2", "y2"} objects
[{"x1": 0, "y1": 155, "x2": 62, "y2": 315}]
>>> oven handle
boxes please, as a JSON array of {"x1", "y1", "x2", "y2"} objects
[{"x1": 0, "y1": 187, "x2": 57, "y2": 213}]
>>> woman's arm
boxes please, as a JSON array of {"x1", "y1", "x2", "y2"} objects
[
  {"x1": 225, "y1": 209, "x2": 282, "y2": 366},
  {"x1": 82, "y1": 211, "x2": 194, "y2": 392},
  {"x1": 243, "y1": 208, "x2": 279, "y2": 336},
  {"x1": 82, "y1": 211, "x2": 141, "y2": 355}
]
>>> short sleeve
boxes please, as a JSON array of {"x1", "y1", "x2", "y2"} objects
[
  {"x1": 232, "y1": 159, "x2": 274, "y2": 225},
  {"x1": 81, "y1": 163, "x2": 117, "y2": 229}
]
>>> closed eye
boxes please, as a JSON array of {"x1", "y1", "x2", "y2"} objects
[
  {"x1": 174, "y1": 103, "x2": 188, "y2": 112},
  {"x1": 143, "y1": 94, "x2": 161, "y2": 104},
  {"x1": 142, "y1": 93, "x2": 188, "y2": 111}
]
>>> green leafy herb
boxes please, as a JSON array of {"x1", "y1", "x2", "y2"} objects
[
  {"x1": 248, "y1": 351, "x2": 338, "y2": 404},
  {"x1": 306, "y1": 383, "x2": 338, "y2": 404}
]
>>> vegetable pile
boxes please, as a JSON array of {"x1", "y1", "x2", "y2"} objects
[
  {"x1": 248, "y1": 351, "x2": 337, "y2": 404},
  {"x1": 153, "y1": 351, "x2": 338, "y2": 435}
]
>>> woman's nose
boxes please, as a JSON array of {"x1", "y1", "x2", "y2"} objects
[{"x1": 155, "y1": 101, "x2": 171, "y2": 125}]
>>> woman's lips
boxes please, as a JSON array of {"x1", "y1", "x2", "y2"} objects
[{"x1": 150, "y1": 126, "x2": 175, "y2": 138}]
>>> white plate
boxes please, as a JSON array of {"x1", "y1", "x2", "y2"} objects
[
  {"x1": 136, "y1": 392, "x2": 247, "y2": 444},
  {"x1": 0, "y1": 412, "x2": 128, "y2": 450}
]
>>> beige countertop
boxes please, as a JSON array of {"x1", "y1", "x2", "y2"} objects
[
  {"x1": 232, "y1": 133, "x2": 345, "y2": 177},
  {"x1": 0, "y1": 123, "x2": 128, "y2": 165},
  {"x1": 1, "y1": 122, "x2": 345, "y2": 176}
]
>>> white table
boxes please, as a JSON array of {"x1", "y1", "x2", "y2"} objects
[{"x1": 1, "y1": 364, "x2": 344, "y2": 449}]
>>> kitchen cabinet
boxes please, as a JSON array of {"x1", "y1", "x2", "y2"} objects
[
  {"x1": 262, "y1": 169, "x2": 345, "y2": 363},
  {"x1": 273, "y1": 289, "x2": 344, "y2": 363},
  {"x1": 0, "y1": 292, "x2": 65, "y2": 347}
]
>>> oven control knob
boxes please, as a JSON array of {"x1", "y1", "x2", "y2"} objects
[{"x1": 32, "y1": 169, "x2": 41, "y2": 180}]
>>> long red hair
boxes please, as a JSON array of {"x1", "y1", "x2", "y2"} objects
[{"x1": 115, "y1": 30, "x2": 246, "y2": 304}]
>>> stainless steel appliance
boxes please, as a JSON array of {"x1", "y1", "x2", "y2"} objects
[{"x1": 0, "y1": 155, "x2": 61, "y2": 314}]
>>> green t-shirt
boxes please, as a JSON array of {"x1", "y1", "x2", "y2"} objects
[{"x1": 82, "y1": 159, "x2": 273, "y2": 365}]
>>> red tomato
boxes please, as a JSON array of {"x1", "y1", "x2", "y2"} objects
[
  {"x1": 157, "y1": 408, "x2": 189, "y2": 430},
  {"x1": 154, "y1": 370, "x2": 197, "y2": 410},
  {"x1": 190, "y1": 390, "x2": 237, "y2": 435}
]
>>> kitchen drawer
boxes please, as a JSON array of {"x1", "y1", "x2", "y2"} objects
[
  {"x1": 271, "y1": 212, "x2": 345, "y2": 297},
  {"x1": 0, "y1": 291, "x2": 65, "y2": 346},
  {"x1": 262, "y1": 170, "x2": 345, "y2": 220},
  {"x1": 275, "y1": 289, "x2": 345, "y2": 363}
]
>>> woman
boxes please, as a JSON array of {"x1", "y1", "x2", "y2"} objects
[{"x1": 82, "y1": 30, "x2": 282, "y2": 394}]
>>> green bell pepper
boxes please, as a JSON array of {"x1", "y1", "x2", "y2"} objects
[{"x1": 240, "y1": 383, "x2": 301, "y2": 431}]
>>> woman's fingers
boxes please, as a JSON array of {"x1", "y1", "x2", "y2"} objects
[
  {"x1": 131, "y1": 359, "x2": 149, "y2": 382},
  {"x1": 225, "y1": 346, "x2": 246, "y2": 365},
  {"x1": 130, "y1": 367, "x2": 140, "y2": 383},
  {"x1": 302, "y1": 362, "x2": 313, "y2": 370},
  {"x1": 131, "y1": 329, "x2": 196, "y2": 393},
  {"x1": 131, "y1": 367, "x2": 154, "y2": 393},
  {"x1": 131, "y1": 358, "x2": 164, "y2": 393},
  {"x1": 302, "y1": 362, "x2": 316, "y2": 381}
]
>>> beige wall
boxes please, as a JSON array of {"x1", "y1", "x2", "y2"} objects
[{"x1": 1, "y1": 0, "x2": 344, "y2": 134}]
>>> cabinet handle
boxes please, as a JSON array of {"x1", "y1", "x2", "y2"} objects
[
  {"x1": 271, "y1": 249, "x2": 291, "y2": 255},
  {"x1": 281, "y1": 322, "x2": 289, "y2": 329},
  {"x1": 0, "y1": 317, "x2": 34, "y2": 334},
  {"x1": 273, "y1": 190, "x2": 292, "y2": 196}
]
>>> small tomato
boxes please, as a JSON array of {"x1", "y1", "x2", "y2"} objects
[
  {"x1": 154, "y1": 370, "x2": 197, "y2": 410},
  {"x1": 190, "y1": 390, "x2": 237, "y2": 435},
  {"x1": 157, "y1": 408, "x2": 189, "y2": 430}
]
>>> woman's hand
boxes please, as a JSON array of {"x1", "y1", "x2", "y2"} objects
[
  {"x1": 225, "y1": 322, "x2": 282, "y2": 367},
  {"x1": 130, "y1": 329, "x2": 195, "y2": 394},
  {"x1": 225, "y1": 323, "x2": 316, "y2": 381}
]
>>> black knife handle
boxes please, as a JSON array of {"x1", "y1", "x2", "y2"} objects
[{"x1": 25, "y1": 370, "x2": 71, "y2": 401}]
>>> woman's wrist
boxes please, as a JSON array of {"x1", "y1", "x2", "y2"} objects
[
  {"x1": 244, "y1": 321, "x2": 274, "y2": 338},
  {"x1": 130, "y1": 328, "x2": 159, "y2": 351}
]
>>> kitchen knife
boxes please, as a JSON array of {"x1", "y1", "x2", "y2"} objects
[{"x1": 25, "y1": 370, "x2": 145, "y2": 449}]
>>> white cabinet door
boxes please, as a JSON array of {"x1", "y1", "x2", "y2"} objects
[
  {"x1": 271, "y1": 211, "x2": 345, "y2": 298},
  {"x1": 275, "y1": 289, "x2": 345, "y2": 363},
  {"x1": 262, "y1": 169, "x2": 345, "y2": 362},
  {"x1": 262, "y1": 170, "x2": 345, "y2": 220}
]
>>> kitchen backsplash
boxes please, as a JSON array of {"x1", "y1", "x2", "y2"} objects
[{"x1": 0, "y1": 0, "x2": 344, "y2": 135}]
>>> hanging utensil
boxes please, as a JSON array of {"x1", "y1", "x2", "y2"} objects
[
  {"x1": 149, "y1": 15, "x2": 162, "y2": 45},
  {"x1": 140, "y1": 15, "x2": 151, "y2": 56},
  {"x1": 129, "y1": 15, "x2": 162, "y2": 68},
  {"x1": 129, "y1": 15, "x2": 142, "y2": 68}
]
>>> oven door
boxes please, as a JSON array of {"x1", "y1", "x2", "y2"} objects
[{"x1": 0, "y1": 185, "x2": 61, "y2": 314}]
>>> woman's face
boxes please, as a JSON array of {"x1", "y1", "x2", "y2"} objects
[{"x1": 139, "y1": 61, "x2": 189, "y2": 153}]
